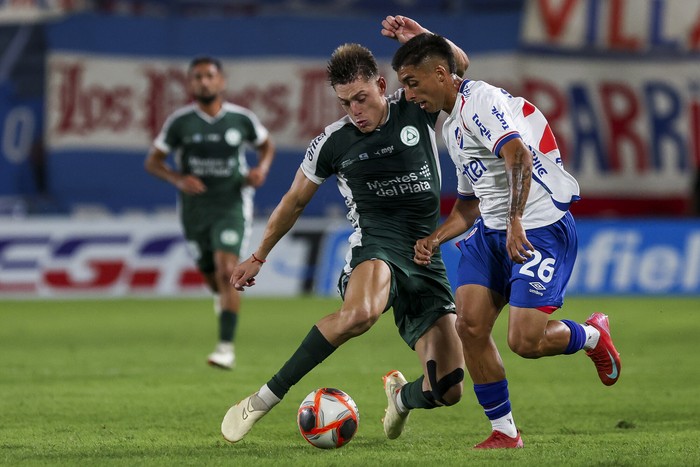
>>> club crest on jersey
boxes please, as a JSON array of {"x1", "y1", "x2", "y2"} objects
[
  {"x1": 220, "y1": 229, "x2": 240, "y2": 246},
  {"x1": 225, "y1": 129, "x2": 242, "y2": 146},
  {"x1": 454, "y1": 127, "x2": 464, "y2": 149},
  {"x1": 460, "y1": 81, "x2": 471, "y2": 99},
  {"x1": 400, "y1": 126, "x2": 420, "y2": 146}
]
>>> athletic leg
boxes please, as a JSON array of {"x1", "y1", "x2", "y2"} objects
[
  {"x1": 207, "y1": 250, "x2": 240, "y2": 369},
  {"x1": 454, "y1": 284, "x2": 522, "y2": 448},
  {"x1": 221, "y1": 259, "x2": 391, "y2": 443},
  {"x1": 383, "y1": 313, "x2": 465, "y2": 439}
]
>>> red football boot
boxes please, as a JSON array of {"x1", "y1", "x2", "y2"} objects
[
  {"x1": 585, "y1": 312, "x2": 621, "y2": 386},
  {"x1": 474, "y1": 430, "x2": 524, "y2": 449}
]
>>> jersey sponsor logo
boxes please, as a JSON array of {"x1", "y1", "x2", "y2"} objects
[
  {"x1": 529, "y1": 145, "x2": 549, "y2": 177},
  {"x1": 305, "y1": 133, "x2": 325, "y2": 161},
  {"x1": 365, "y1": 170, "x2": 432, "y2": 197},
  {"x1": 471, "y1": 113, "x2": 492, "y2": 141},
  {"x1": 188, "y1": 133, "x2": 222, "y2": 143},
  {"x1": 373, "y1": 145, "x2": 394, "y2": 157},
  {"x1": 189, "y1": 156, "x2": 235, "y2": 177},
  {"x1": 419, "y1": 163, "x2": 431, "y2": 178},
  {"x1": 400, "y1": 125, "x2": 420, "y2": 146},
  {"x1": 225, "y1": 128, "x2": 242, "y2": 146},
  {"x1": 491, "y1": 106, "x2": 510, "y2": 130},
  {"x1": 462, "y1": 159, "x2": 488, "y2": 184}
]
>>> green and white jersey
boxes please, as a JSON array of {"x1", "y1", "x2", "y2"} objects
[
  {"x1": 154, "y1": 102, "x2": 269, "y2": 224},
  {"x1": 301, "y1": 88, "x2": 444, "y2": 272}
]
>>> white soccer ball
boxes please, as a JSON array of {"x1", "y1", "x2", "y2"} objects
[{"x1": 297, "y1": 387, "x2": 359, "y2": 449}]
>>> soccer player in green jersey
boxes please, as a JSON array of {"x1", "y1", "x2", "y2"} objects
[
  {"x1": 220, "y1": 16, "x2": 470, "y2": 443},
  {"x1": 145, "y1": 56, "x2": 276, "y2": 370}
]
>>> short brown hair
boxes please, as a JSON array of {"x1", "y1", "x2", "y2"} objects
[{"x1": 327, "y1": 43, "x2": 379, "y2": 87}]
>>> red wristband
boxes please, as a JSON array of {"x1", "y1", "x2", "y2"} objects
[{"x1": 251, "y1": 253, "x2": 266, "y2": 264}]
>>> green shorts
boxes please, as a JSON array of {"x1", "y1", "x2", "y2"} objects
[
  {"x1": 338, "y1": 256, "x2": 456, "y2": 349},
  {"x1": 183, "y1": 215, "x2": 248, "y2": 274}
]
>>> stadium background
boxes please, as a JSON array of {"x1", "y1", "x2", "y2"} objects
[{"x1": 1, "y1": 0, "x2": 700, "y2": 298}]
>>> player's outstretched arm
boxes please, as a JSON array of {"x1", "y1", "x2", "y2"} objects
[
  {"x1": 381, "y1": 15, "x2": 469, "y2": 76},
  {"x1": 231, "y1": 168, "x2": 319, "y2": 290},
  {"x1": 414, "y1": 198, "x2": 480, "y2": 265}
]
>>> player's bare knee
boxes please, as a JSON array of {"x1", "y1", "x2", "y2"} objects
[
  {"x1": 507, "y1": 335, "x2": 542, "y2": 359},
  {"x1": 455, "y1": 315, "x2": 490, "y2": 341},
  {"x1": 338, "y1": 306, "x2": 380, "y2": 336}
]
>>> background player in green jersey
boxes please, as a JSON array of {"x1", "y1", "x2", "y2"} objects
[
  {"x1": 220, "y1": 16, "x2": 470, "y2": 443},
  {"x1": 144, "y1": 56, "x2": 276, "y2": 370}
]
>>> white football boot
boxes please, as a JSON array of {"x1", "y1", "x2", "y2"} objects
[
  {"x1": 207, "y1": 342, "x2": 235, "y2": 370},
  {"x1": 382, "y1": 369, "x2": 410, "y2": 439},
  {"x1": 221, "y1": 392, "x2": 271, "y2": 442}
]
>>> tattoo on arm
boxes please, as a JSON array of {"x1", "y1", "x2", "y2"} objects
[{"x1": 506, "y1": 147, "x2": 532, "y2": 225}]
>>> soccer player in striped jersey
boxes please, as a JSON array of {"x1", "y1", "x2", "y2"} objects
[
  {"x1": 393, "y1": 33, "x2": 621, "y2": 449},
  {"x1": 145, "y1": 56, "x2": 276, "y2": 370}
]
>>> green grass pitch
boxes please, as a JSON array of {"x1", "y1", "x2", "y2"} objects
[{"x1": 1, "y1": 296, "x2": 699, "y2": 466}]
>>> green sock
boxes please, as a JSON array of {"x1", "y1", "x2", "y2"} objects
[
  {"x1": 267, "y1": 325, "x2": 336, "y2": 399},
  {"x1": 400, "y1": 375, "x2": 438, "y2": 410},
  {"x1": 219, "y1": 310, "x2": 237, "y2": 342}
]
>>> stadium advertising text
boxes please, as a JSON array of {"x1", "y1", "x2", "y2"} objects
[
  {"x1": 482, "y1": 60, "x2": 699, "y2": 197},
  {"x1": 0, "y1": 219, "x2": 311, "y2": 297},
  {"x1": 444, "y1": 220, "x2": 700, "y2": 296},
  {"x1": 46, "y1": 49, "x2": 697, "y2": 201},
  {"x1": 523, "y1": 0, "x2": 700, "y2": 52},
  {"x1": 47, "y1": 55, "x2": 349, "y2": 151},
  {"x1": 2, "y1": 218, "x2": 696, "y2": 298}
]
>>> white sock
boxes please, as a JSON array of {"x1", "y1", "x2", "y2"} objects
[
  {"x1": 491, "y1": 411, "x2": 518, "y2": 438},
  {"x1": 257, "y1": 384, "x2": 281, "y2": 409},
  {"x1": 583, "y1": 324, "x2": 601, "y2": 350},
  {"x1": 216, "y1": 341, "x2": 233, "y2": 352},
  {"x1": 394, "y1": 390, "x2": 408, "y2": 414}
]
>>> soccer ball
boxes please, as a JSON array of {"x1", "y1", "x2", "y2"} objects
[{"x1": 297, "y1": 387, "x2": 359, "y2": 449}]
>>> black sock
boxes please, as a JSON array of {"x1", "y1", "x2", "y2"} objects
[
  {"x1": 267, "y1": 325, "x2": 336, "y2": 399},
  {"x1": 400, "y1": 375, "x2": 439, "y2": 409},
  {"x1": 219, "y1": 310, "x2": 237, "y2": 342}
]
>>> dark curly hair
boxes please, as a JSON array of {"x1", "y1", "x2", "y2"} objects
[
  {"x1": 327, "y1": 43, "x2": 379, "y2": 87},
  {"x1": 391, "y1": 33, "x2": 456, "y2": 75}
]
